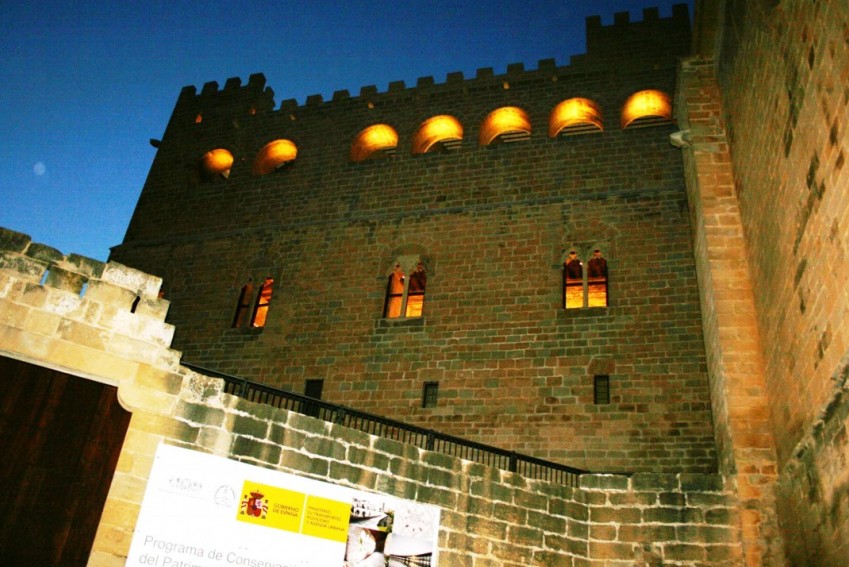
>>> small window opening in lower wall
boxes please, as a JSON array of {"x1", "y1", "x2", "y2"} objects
[
  {"x1": 422, "y1": 382, "x2": 439, "y2": 408},
  {"x1": 304, "y1": 379, "x2": 324, "y2": 399},
  {"x1": 593, "y1": 375, "x2": 610, "y2": 405}
]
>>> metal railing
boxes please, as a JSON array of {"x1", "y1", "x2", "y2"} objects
[{"x1": 183, "y1": 362, "x2": 587, "y2": 486}]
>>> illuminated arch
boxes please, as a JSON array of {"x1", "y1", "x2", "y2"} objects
[
  {"x1": 350, "y1": 124, "x2": 399, "y2": 162},
  {"x1": 200, "y1": 148, "x2": 234, "y2": 179},
  {"x1": 621, "y1": 90, "x2": 673, "y2": 129},
  {"x1": 411, "y1": 115, "x2": 464, "y2": 154},
  {"x1": 253, "y1": 139, "x2": 298, "y2": 175},
  {"x1": 549, "y1": 98, "x2": 603, "y2": 137},
  {"x1": 479, "y1": 106, "x2": 532, "y2": 146}
]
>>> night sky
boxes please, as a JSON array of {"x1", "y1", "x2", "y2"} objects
[{"x1": 1, "y1": 1, "x2": 692, "y2": 262}]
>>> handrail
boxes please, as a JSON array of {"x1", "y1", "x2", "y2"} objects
[{"x1": 183, "y1": 362, "x2": 588, "y2": 486}]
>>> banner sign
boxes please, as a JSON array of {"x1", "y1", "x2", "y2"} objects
[{"x1": 126, "y1": 443, "x2": 441, "y2": 567}]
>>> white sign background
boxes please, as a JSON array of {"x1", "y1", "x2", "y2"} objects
[{"x1": 125, "y1": 443, "x2": 440, "y2": 567}]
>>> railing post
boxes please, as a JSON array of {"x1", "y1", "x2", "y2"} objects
[
  {"x1": 238, "y1": 378, "x2": 248, "y2": 398},
  {"x1": 335, "y1": 407, "x2": 347, "y2": 425},
  {"x1": 426, "y1": 430, "x2": 435, "y2": 451},
  {"x1": 509, "y1": 452, "x2": 518, "y2": 473}
]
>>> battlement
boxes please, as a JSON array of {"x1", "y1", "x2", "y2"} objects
[
  {"x1": 0, "y1": 226, "x2": 178, "y2": 372},
  {"x1": 166, "y1": 4, "x2": 689, "y2": 123}
]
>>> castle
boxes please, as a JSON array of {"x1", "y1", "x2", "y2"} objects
[
  {"x1": 1, "y1": 1, "x2": 848, "y2": 565},
  {"x1": 111, "y1": 4, "x2": 713, "y2": 475}
]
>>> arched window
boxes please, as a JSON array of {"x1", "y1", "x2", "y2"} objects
[
  {"x1": 549, "y1": 98, "x2": 603, "y2": 137},
  {"x1": 232, "y1": 276, "x2": 275, "y2": 328},
  {"x1": 411, "y1": 115, "x2": 463, "y2": 154},
  {"x1": 200, "y1": 148, "x2": 234, "y2": 180},
  {"x1": 253, "y1": 139, "x2": 297, "y2": 175},
  {"x1": 621, "y1": 90, "x2": 672, "y2": 129},
  {"x1": 383, "y1": 259, "x2": 427, "y2": 319},
  {"x1": 479, "y1": 106, "x2": 532, "y2": 146},
  {"x1": 350, "y1": 124, "x2": 398, "y2": 162},
  {"x1": 564, "y1": 249, "x2": 608, "y2": 309}
]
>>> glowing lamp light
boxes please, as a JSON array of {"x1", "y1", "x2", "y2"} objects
[
  {"x1": 201, "y1": 148, "x2": 234, "y2": 178},
  {"x1": 350, "y1": 124, "x2": 398, "y2": 162},
  {"x1": 549, "y1": 98, "x2": 603, "y2": 137},
  {"x1": 479, "y1": 106, "x2": 531, "y2": 146},
  {"x1": 411, "y1": 115, "x2": 463, "y2": 154},
  {"x1": 253, "y1": 139, "x2": 298, "y2": 175},
  {"x1": 621, "y1": 90, "x2": 672, "y2": 129}
]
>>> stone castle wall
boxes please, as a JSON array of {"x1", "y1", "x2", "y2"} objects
[
  {"x1": 709, "y1": 1, "x2": 849, "y2": 565},
  {"x1": 0, "y1": 227, "x2": 744, "y2": 566},
  {"x1": 110, "y1": 6, "x2": 717, "y2": 474}
]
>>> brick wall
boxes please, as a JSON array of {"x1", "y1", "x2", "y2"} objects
[
  {"x1": 0, "y1": 227, "x2": 744, "y2": 565},
  {"x1": 707, "y1": 0, "x2": 849, "y2": 563},
  {"x1": 111, "y1": 9, "x2": 717, "y2": 474}
]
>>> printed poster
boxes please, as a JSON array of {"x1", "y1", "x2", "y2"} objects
[{"x1": 126, "y1": 443, "x2": 441, "y2": 567}]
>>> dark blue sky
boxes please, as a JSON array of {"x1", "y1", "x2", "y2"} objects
[{"x1": 1, "y1": 1, "x2": 692, "y2": 261}]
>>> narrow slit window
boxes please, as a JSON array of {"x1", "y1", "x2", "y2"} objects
[
  {"x1": 422, "y1": 382, "x2": 439, "y2": 408},
  {"x1": 251, "y1": 277, "x2": 274, "y2": 327},
  {"x1": 564, "y1": 251, "x2": 584, "y2": 309},
  {"x1": 594, "y1": 375, "x2": 610, "y2": 405}
]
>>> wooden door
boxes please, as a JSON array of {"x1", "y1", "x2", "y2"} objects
[{"x1": 0, "y1": 356, "x2": 131, "y2": 565}]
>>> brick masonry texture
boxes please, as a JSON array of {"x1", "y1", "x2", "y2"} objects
[
  {"x1": 5, "y1": 2, "x2": 849, "y2": 564},
  {"x1": 704, "y1": 0, "x2": 849, "y2": 565},
  {"x1": 0, "y1": 234, "x2": 744, "y2": 566},
  {"x1": 110, "y1": 6, "x2": 718, "y2": 474}
]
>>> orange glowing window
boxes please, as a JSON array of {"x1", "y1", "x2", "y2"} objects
[
  {"x1": 587, "y1": 250, "x2": 608, "y2": 308},
  {"x1": 564, "y1": 249, "x2": 608, "y2": 309},
  {"x1": 350, "y1": 124, "x2": 398, "y2": 162},
  {"x1": 232, "y1": 277, "x2": 274, "y2": 328},
  {"x1": 564, "y1": 251, "x2": 584, "y2": 309},
  {"x1": 549, "y1": 98, "x2": 603, "y2": 137},
  {"x1": 200, "y1": 148, "x2": 234, "y2": 179},
  {"x1": 251, "y1": 277, "x2": 274, "y2": 327},
  {"x1": 411, "y1": 115, "x2": 463, "y2": 154},
  {"x1": 383, "y1": 260, "x2": 427, "y2": 319},
  {"x1": 253, "y1": 139, "x2": 298, "y2": 175},
  {"x1": 621, "y1": 90, "x2": 672, "y2": 129},
  {"x1": 479, "y1": 106, "x2": 532, "y2": 146}
]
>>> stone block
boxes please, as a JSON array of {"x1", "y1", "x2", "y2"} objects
[
  {"x1": 25, "y1": 242, "x2": 63, "y2": 263},
  {"x1": 44, "y1": 265, "x2": 86, "y2": 294},
  {"x1": 0, "y1": 251, "x2": 48, "y2": 281},
  {"x1": 85, "y1": 279, "x2": 138, "y2": 309},
  {"x1": 225, "y1": 412, "x2": 269, "y2": 439},
  {"x1": 232, "y1": 436, "x2": 282, "y2": 464},
  {"x1": 101, "y1": 262, "x2": 162, "y2": 298},
  {"x1": 0, "y1": 227, "x2": 31, "y2": 252}
]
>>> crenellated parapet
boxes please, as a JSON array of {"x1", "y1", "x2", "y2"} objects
[
  {"x1": 156, "y1": 4, "x2": 690, "y2": 153},
  {"x1": 0, "y1": 226, "x2": 179, "y2": 378}
]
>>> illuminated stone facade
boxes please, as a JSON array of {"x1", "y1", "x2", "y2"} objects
[
  {"x1": 1, "y1": 1, "x2": 843, "y2": 564},
  {"x1": 112, "y1": 4, "x2": 718, "y2": 476}
]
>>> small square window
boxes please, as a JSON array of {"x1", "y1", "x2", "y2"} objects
[
  {"x1": 422, "y1": 382, "x2": 439, "y2": 408},
  {"x1": 593, "y1": 375, "x2": 610, "y2": 405},
  {"x1": 305, "y1": 379, "x2": 324, "y2": 399}
]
